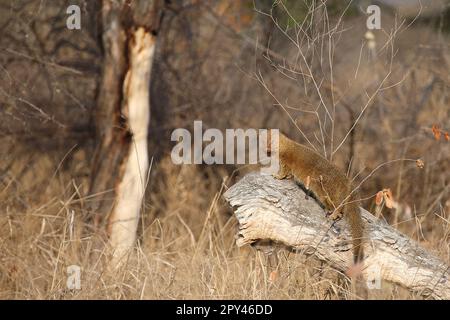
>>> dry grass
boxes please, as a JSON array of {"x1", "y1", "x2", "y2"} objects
[{"x1": 0, "y1": 147, "x2": 441, "y2": 300}]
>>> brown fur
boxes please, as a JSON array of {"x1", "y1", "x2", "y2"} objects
[{"x1": 267, "y1": 131, "x2": 364, "y2": 264}]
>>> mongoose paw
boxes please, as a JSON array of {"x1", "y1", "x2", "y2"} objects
[
  {"x1": 273, "y1": 173, "x2": 293, "y2": 180},
  {"x1": 327, "y1": 210, "x2": 343, "y2": 221},
  {"x1": 273, "y1": 173, "x2": 286, "y2": 180}
]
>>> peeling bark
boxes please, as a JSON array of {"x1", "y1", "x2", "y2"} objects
[
  {"x1": 108, "y1": 28, "x2": 155, "y2": 258},
  {"x1": 89, "y1": 0, "x2": 164, "y2": 260},
  {"x1": 224, "y1": 172, "x2": 450, "y2": 300}
]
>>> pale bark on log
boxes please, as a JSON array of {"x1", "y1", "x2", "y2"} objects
[{"x1": 224, "y1": 172, "x2": 450, "y2": 300}]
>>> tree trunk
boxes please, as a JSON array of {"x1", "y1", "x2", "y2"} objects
[
  {"x1": 89, "y1": 0, "x2": 164, "y2": 260},
  {"x1": 224, "y1": 172, "x2": 450, "y2": 300}
]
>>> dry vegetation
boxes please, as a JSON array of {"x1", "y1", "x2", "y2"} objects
[{"x1": 0, "y1": 0, "x2": 449, "y2": 299}]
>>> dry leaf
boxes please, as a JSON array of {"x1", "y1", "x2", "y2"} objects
[
  {"x1": 416, "y1": 159, "x2": 425, "y2": 169},
  {"x1": 376, "y1": 188, "x2": 398, "y2": 209},
  {"x1": 269, "y1": 270, "x2": 278, "y2": 282},
  {"x1": 375, "y1": 191, "x2": 384, "y2": 206},
  {"x1": 432, "y1": 124, "x2": 441, "y2": 140},
  {"x1": 445, "y1": 132, "x2": 449, "y2": 141},
  {"x1": 383, "y1": 188, "x2": 395, "y2": 209}
]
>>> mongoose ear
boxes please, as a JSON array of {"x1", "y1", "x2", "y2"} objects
[{"x1": 265, "y1": 129, "x2": 285, "y2": 152}]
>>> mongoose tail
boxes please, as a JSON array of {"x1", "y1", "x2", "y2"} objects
[{"x1": 344, "y1": 201, "x2": 364, "y2": 264}]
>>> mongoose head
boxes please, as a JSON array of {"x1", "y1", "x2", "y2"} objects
[{"x1": 266, "y1": 129, "x2": 287, "y2": 156}]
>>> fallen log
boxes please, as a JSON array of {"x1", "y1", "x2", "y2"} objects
[{"x1": 223, "y1": 172, "x2": 450, "y2": 299}]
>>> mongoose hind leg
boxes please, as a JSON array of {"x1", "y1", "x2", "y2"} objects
[{"x1": 323, "y1": 196, "x2": 343, "y2": 220}]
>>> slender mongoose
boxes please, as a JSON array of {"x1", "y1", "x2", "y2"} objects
[{"x1": 267, "y1": 130, "x2": 364, "y2": 264}]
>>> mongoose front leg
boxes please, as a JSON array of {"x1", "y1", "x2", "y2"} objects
[
  {"x1": 273, "y1": 162, "x2": 292, "y2": 180},
  {"x1": 304, "y1": 175, "x2": 311, "y2": 200}
]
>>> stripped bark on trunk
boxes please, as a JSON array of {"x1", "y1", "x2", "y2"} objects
[{"x1": 89, "y1": 0, "x2": 163, "y2": 260}]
